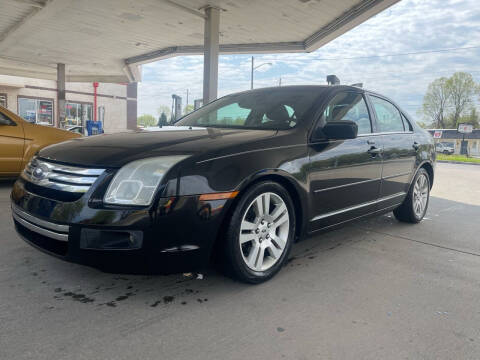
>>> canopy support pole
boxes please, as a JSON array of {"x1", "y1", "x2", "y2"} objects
[
  {"x1": 203, "y1": 6, "x2": 220, "y2": 105},
  {"x1": 57, "y1": 63, "x2": 66, "y2": 128}
]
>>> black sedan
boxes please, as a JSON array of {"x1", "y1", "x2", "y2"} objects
[{"x1": 11, "y1": 85, "x2": 435, "y2": 283}]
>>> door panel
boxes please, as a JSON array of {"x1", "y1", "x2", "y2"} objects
[
  {"x1": 0, "y1": 112, "x2": 25, "y2": 176},
  {"x1": 379, "y1": 133, "x2": 416, "y2": 201},
  {"x1": 307, "y1": 91, "x2": 382, "y2": 232},
  {"x1": 368, "y1": 95, "x2": 417, "y2": 208},
  {"x1": 308, "y1": 136, "x2": 383, "y2": 231}
]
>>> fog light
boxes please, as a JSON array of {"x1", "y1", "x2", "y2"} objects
[{"x1": 80, "y1": 229, "x2": 143, "y2": 250}]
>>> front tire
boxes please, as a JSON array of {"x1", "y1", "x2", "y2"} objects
[
  {"x1": 393, "y1": 168, "x2": 430, "y2": 223},
  {"x1": 223, "y1": 181, "x2": 296, "y2": 284}
]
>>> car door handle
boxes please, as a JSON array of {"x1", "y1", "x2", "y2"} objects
[{"x1": 368, "y1": 146, "x2": 383, "y2": 155}]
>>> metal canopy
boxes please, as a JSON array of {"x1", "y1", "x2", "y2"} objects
[{"x1": 0, "y1": 0, "x2": 399, "y2": 84}]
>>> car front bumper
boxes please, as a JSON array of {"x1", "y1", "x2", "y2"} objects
[{"x1": 10, "y1": 178, "x2": 230, "y2": 274}]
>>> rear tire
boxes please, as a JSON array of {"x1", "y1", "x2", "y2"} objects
[
  {"x1": 222, "y1": 181, "x2": 296, "y2": 284},
  {"x1": 393, "y1": 168, "x2": 430, "y2": 223}
]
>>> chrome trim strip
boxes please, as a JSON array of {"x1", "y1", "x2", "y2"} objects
[
  {"x1": 382, "y1": 171, "x2": 412, "y2": 180},
  {"x1": 47, "y1": 173, "x2": 98, "y2": 185},
  {"x1": 12, "y1": 212, "x2": 69, "y2": 242},
  {"x1": 38, "y1": 161, "x2": 105, "y2": 176},
  {"x1": 12, "y1": 205, "x2": 69, "y2": 232},
  {"x1": 314, "y1": 177, "x2": 381, "y2": 193},
  {"x1": 357, "y1": 131, "x2": 413, "y2": 137},
  {"x1": 310, "y1": 192, "x2": 406, "y2": 222}
]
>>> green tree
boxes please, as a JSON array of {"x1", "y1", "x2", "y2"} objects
[
  {"x1": 456, "y1": 107, "x2": 480, "y2": 128},
  {"x1": 158, "y1": 112, "x2": 168, "y2": 127},
  {"x1": 184, "y1": 104, "x2": 194, "y2": 114},
  {"x1": 157, "y1": 105, "x2": 171, "y2": 118},
  {"x1": 421, "y1": 77, "x2": 450, "y2": 128},
  {"x1": 446, "y1": 72, "x2": 478, "y2": 128},
  {"x1": 137, "y1": 114, "x2": 157, "y2": 127}
]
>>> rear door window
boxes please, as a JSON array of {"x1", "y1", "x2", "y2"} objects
[{"x1": 369, "y1": 96, "x2": 405, "y2": 133}]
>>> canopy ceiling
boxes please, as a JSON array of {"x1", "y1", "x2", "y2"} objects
[{"x1": 0, "y1": 0, "x2": 400, "y2": 82}]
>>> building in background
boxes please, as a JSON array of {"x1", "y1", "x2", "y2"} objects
[
  {"x1": 0, "y1": 75, "x2": 137, "y2": 134},
  {"x1": 428, "y1": 129, "x2": 480, "y2": 156}
]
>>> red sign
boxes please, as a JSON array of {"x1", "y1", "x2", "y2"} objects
[
  {"x1": 458, "y1": 123, "x2": 473, "y2": 134},
  {"x1": 433, "y1": 130, "x2": 442, "y2": 139}
]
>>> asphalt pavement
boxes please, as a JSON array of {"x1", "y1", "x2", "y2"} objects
[{"x1": 1, "y1": 163, "x2": 480, "y2": 360}]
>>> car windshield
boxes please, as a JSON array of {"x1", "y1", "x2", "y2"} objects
[{"x1": 175, "y1": 88, "x2": 322, "y2": 130}]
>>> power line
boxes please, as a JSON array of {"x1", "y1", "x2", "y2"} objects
[{"x1": 259, "y1": 45, "x2": 480, "y2": 62}]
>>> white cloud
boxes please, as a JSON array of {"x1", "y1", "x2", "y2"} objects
[{"x1": 138, "y1": 0, "x2": 480, "y2": 121}]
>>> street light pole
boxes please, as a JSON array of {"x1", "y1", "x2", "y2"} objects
[{"x1": 250, "y1": 56, "x2": 272, "y2": 90}]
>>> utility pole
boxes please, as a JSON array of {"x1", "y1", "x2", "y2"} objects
[
  {"x1": 251, "y1": 56, "x2": 254, "y2": 90},
  {"x1": 186, "y1": 89, "x2": 189, "y2": 107},
  {"x1": 278, "y1": 77, "x2": 282, "y2": 87}
]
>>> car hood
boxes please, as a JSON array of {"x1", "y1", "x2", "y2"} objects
[{"x1": 38, "y1": 128, "x2": 277, "y2": 168}]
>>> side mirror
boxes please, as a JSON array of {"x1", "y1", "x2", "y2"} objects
[{"x1": 321, "y1": 120, "x2": 358, "y2": 140}]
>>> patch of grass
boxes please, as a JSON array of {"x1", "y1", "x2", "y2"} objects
[{"x1": 437, "y1": 153, "x2": 480, "y2": 164}]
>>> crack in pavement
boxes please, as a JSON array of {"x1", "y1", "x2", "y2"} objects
[{"x1": 363, "y1": 228, "x2": 480, "y2": 258}]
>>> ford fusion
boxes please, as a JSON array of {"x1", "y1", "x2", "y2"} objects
[{"x1": 11, "y1": 86, "x2": 435, "y2": 283}]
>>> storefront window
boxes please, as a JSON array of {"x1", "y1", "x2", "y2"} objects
[
  {"x1": 18, "y1": 97, "x2": 54, "y2": 125},
  {"x1": 63, "y1": 102, "x2": 92, "y2": 133},
  {"x1": 0, "y1": 93, "x2": 6, "y2": 108}
]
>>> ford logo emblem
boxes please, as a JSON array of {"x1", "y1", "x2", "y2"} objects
[{"x1": 32, "y1": 166, "x2": 48, "y2": 181}]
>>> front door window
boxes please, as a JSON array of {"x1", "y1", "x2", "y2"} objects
[{"x1": 320, "y1": 92, "x2": 372, "y2": 135}]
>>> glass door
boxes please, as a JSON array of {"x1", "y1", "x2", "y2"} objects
[{"x1": 64, "y1": 102, "x2": 92, "y2": 134}]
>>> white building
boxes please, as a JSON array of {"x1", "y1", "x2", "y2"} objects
[{"x1": 0, "y1": 75, "x2": 137, "y2": 134}]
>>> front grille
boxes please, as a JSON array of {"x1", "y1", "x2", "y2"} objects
[{"x1": 21, "y1": 157, "x2": 105, "y2": 193}]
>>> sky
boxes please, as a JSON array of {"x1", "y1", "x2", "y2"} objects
[{"x1": 138, "y1": 0, "x2": 480, "y2": 122}]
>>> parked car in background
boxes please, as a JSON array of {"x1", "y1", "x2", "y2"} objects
[
  {"x1": 11, "y1": 86, "x2": 435, "y2": 283},
  {"x1": 436, "y1": 142, "x2": 455, "y2": 154},
  {"x1": 65, "y1": 125, "x2": 85, "y2": 136},
  {"x1": 0, "y1": 106, "x2": 81, "y2": 178}
]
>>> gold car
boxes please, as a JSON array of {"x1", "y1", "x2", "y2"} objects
[{"x1": 0, "y1": 106, "x2": 81, "y2": 178}]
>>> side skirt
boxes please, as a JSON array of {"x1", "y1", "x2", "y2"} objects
[{"x1": 304, "y1": 203, "x2": 402, "y2": 238}]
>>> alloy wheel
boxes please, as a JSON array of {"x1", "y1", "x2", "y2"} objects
[
  {"x1": 239, "y1": 192, "x2": 290, "y2": 271},
  {"x1": 413, "y1": 173, "x2": 429, "y2": 218}
]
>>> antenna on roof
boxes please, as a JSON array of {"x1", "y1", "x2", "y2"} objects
[
  {"x1": 326, "y1": 75, "x2": 340, "y2": 86},
  {"x1": 350, "y1": 83, "x2": 363, "y2": 88}
]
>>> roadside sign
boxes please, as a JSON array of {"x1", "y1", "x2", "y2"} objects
[
  {"x1": 433, "y1": 130, "x2": 442, "y2": 139},
  {"x1": 458, "y1": 123, "x2": 473, "y2": 134}
]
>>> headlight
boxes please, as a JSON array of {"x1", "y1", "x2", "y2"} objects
[{"x1": 104, "y1": 156, "x2": 188, "y2": 206}]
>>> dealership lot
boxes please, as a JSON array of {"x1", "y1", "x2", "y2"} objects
[{"x1": 1, "y1": 163, "x2": 479, "y2": 360}]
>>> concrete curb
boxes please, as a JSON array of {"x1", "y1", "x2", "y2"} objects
[{"x1": 437, "y1": 160, "x2": 480, "y2": 166}]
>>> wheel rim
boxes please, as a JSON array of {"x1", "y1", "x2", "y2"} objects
[
  {"x1": 239, "y1": 192, "x2": 290, "y2": 272},
  {"x1": 413, "y1": 173, "x2": 429, "y2": 218}
]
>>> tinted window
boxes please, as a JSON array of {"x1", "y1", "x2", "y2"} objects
[
  {"x1": 370, "y1": 96, "x2": 404, "y2": 132},
  {"x1": 0, "y1": 111, "x2": 14, "y2": 125},
  {"x1": 176, "y1": 88, "x2": 322, "y2": 130},
  {"x1": 321, "y1": 92, "x2": 372, "y2": 135},
  {"x1": 215, "y1": 103, "x2": 251, "y2": 126}
]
